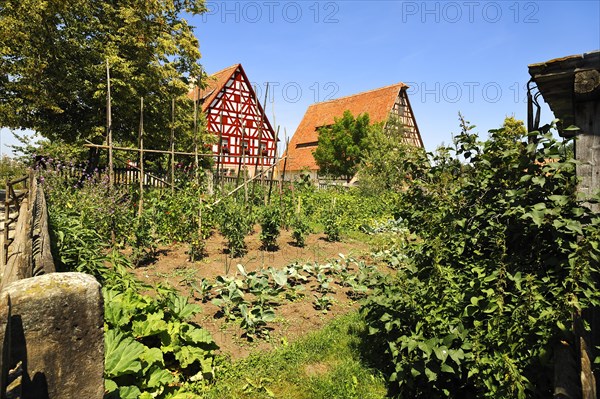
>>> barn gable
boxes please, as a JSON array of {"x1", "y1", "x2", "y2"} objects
[
  {"x1": 191, "y1": 64, "x2": 277, "y2": 173},
  {"x1": 284, "y1": 83, "x2": 423, "y2": 176}
]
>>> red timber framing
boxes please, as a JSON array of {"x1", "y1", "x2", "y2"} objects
[{"x1": 192, "y1": 64, "x2": 277, "y2": 176}]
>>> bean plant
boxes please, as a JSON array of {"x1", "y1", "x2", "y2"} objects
[
  {"x1": 218, "y1": 199, "x2": 252, "y2": 257},
  {"x1": 259, "y1": 205, "x2": 281, "y2": 251}
]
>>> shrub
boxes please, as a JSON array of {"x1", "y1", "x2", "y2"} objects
[
  {"x1": 323, "y1": 205, "x2": 341, "y2": 242},
  {"x1": 361, "y1": 117, "x2": 600, "y2": 398},
  {"x1": 291, "y1": 214, "x2": 311, "y2": 247},
  {"x1": 219, "y1": 199, "x2": 251, "y2": 257},
  {"x1": 259, "y1": 206, "x2": 281, "y2": 250}
]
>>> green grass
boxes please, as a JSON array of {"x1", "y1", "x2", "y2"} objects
[{"x1": 201, "y1": 311, "x2": 388, "y2": 399}]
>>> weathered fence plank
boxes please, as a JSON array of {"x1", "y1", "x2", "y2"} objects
[{"x1": 0, "y1": 200, "x2": 31, "y2": 293}]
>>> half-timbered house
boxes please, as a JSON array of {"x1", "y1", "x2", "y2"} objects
[
  {"x1": 190, "y1": 64, "x2": 277, "y2": 177},
  {"x1": 283, "y1": 83, "x2": 423, "y2": 182}
]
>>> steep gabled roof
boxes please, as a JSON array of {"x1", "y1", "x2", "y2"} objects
[
  {"x1": 189, "y1": 64, "x2": 240, "y2": 112},
  {"x1": 285, "y1": 83, "x2": 407, "y2": 172},
  {"x1": 189, "y1": 64, "x2": 277, "y2": 146}
]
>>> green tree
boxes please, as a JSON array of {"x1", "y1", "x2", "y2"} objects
[
  {"x1": 358, "y1": 115, "x2": 427, "y2": 193},
  {"x1": 313, "y1": 110, "x2": 375, "y2": 182},
  {"x1": 0, "y1": 0, "x2": 207, "y2": 150}
]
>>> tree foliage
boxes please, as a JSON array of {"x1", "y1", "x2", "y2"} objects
[
  {"x1": 313, "y1": 110, "x2": 376, "y2": 182},
  {"x1": 358, "y1": 115, "x2": 427, "y2": 193},
  {"x1": 362, "y1": 116, "x2": 600, "y2": 397},
  {"x1": 0, "y1": 0, "x2": 207, "y2": 149}
]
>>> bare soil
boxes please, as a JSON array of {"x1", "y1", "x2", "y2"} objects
[{"x1": 131, "y1": 226, "x2": 372, "y2": 360}]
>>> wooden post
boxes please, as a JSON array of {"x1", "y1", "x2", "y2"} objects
[
  {"x1": 138, "y1": 97, "x2": 144, "y2": 218},
  {"x1": 279, "y1": 134, "x2": 290, "y2": 196},
  {"x1": 170, "y1": 98, "x2": 175, "y2": 194},
  {"x1": 253, "y1": 83, "x2": 268, "y2": 182},
  {"x1": 106, "y1": 59, "x2": 114, "y2": 188},
  {"x1": 267, "y1": 125, "x2": 280, "y2": 205},
  {"x1": 211, "y1": 160, "x2": 283, "y2": 207},
  {"x1": 236, "y1": 125, "x2": 246, "y2": 189},
  {"x1": 574, "y1": 69, "x2": 600, "y2": 212},
  {"x1": 573, "y1": 67, "x2": 600, "y2": 399},
  {"x1": 194, "y1": 89, "x2": 199, "y2": 183},
  {"x1": 3, "y1": 180, "x2": 9, "y2": 266},
  {"x1": 217, "y1": 111, "x2": 224, "y2": 191},
  {"x1": 198, "y1": 195, "x2": 203, "y2": 250}
]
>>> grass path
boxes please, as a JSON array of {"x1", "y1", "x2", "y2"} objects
[{"x1": 202, "y1": 311, "x2": 388, "y2": 399}]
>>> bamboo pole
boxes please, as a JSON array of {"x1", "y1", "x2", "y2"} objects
[
  {"x1": 279, "y1": 133, "x2": 290, "y2": 196},
  {"x1": 267, "y1": 125, "x2": 280, "y2": 205},
  {"x1": 106, "y1": 59, "x2": 116, "y2": 244},
  {"x1": 112, "y1": 152, "x2": 173, "y2": 188},
  {"x1": 211, "y1": 157, "x2": 285, "y2": 207},
  {"x1": 235, "y1": 125, "x2": 246, "y2": 189},
  {"x1": 198, "y1": 195, "x2": 203, "y2": 253},
  {"x1": 170, "y1": 98, "x2": 175, "y2": 194},
  {"x1": 138, "y1": 97, "x2": 144, "y2": 218},
  {"x1": 243, "y1": 138, "x2": 248, "y2": 204},
  {"x1": 194, "y1": 89, "x2": 199, "y2": 182},
  {"x1": 253, "y1": 83, "x2": 268, "y2": 183},
  {"x1": 217, "y1": 110, "x2": 224, "y2": 191},
  {"x1": 106, "y1": 59, "x2": 114, "y2": 188},
  {"x1": 83, "y1": 143, "x2": 266, "y2": 159},
  {"x1": 3, "y1": 180, "x2": 9, "y2": 266},
  {"x1": 138, "y1": 98, "x2": 144, "y2": 214}
]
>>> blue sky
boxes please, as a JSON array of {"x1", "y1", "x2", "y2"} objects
[
  {"x1": 190, "y1": 0, "x2": 600, "y2": 152},
  {"x1": 1, "y1": 0, "x2": 599, "y2": 156}
]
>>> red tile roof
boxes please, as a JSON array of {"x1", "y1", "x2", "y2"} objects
[
  {"x1": 284, "y1": 83, "x2": 406, "y2": 172},
  {"x1": 189, "y1": 64, "x2": 240, "y2": 112}
]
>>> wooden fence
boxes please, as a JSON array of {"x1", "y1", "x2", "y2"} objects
[
  {"x1": 2, "y1": 174, "x2": 31, "y2": 265},
  {"x1": 0, "y1": 174, "x2": 104, "y2": 398},
  {"x1": 113, "y1": 168, "x2": 170, "y2": 188}
]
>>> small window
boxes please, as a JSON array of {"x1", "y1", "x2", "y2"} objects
[
  {"x1": 260, "y1": 143, "x2": 268, "y2": 156},
  {"x1": 221, "y1": 139, "x2": 229, "y2": 153},
  {"x1": 242, "y1": 140, "x2": 249, "y2": 154}
]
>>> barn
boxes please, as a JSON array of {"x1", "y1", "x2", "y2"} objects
[
  {"x1": 190, "y1": 64, "x2": 277, "y2": 178},
  {"x1": 282, "y1": 83, "x2": 423, "y2": 182}
]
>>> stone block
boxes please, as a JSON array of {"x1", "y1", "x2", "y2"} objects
[{"x1": 1, "y1": 272, "x2": 104, "y2": 399}]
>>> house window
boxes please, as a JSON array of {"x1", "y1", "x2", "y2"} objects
[
  {"x1": 260, "y1": 143, "x2": 268, "y2": 156},
  {"x1": 242, "y1": 140, "x2": 249, "y2": 154},
  {"x1": 221, "y1": 138, "x2": 229, "y2": 153}
]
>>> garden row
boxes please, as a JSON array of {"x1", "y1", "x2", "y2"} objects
[
  {"x1": 36, "y1": 116, "x2": 600, "y2": 398},
  {"x1": 36, "y1": 160, "x2": 399, "y2": 398}
]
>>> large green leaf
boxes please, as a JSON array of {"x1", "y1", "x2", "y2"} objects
[
  {"x1": 167, "y1": 293, "x2": 201, "y2": 320},
  {"x1": 132, "y1": 310, "x2": 169, "y2": 338},
  {"x1": 105, "y1": 329, "x2": 146, "y2": 378},
  {"x1": 146, "y1": 365, "x2": 177, "y2": 388},
  {"x1": 140, "y1": 347, "x2": 164, "y2": 367},
  {"x1": 119, "y1": 385, "x2": 142, "y2": 399},
  {"x1": 181, "y1": 324, "x2": 217, "y2": 349},
  {"x1": 174, "y1": 346, "x2": 210, "y2": 369}
]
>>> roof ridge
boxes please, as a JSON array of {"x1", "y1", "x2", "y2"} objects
[
  {"x1": 207, "y1": 63, "x2": 240, "y2": 77},
  {"x1": 308, "y1": 82, "x2": 405, "y2": 107}
]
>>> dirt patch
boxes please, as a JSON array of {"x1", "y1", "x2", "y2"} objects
[
  {"x1": 304, "y1": 362, "x2": 331, "y2": 377},
  {"x1": 131, "y1": 226, "x2": 371, "y2": 360}
]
